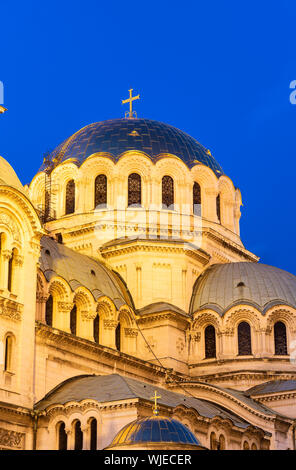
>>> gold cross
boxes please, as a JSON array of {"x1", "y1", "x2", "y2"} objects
[
  {"x1": 122, "y1": 88, "x2": 140, "y2": 119},
  {"x1": 151, "y1": 390, "x2": 161, "y2": 415},
  {"x1": 0, "y1": 105, "x2": 7, "y2": 114}
]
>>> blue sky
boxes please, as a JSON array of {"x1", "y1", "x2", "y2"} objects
[{"x1": 1, "y1": 0, "x2": 296, "y2": 273}]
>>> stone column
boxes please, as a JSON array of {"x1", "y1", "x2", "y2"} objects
[
  {"x1": 65, "y1": 427, "x2": 73, "y2": 450},
  {"x1": 80, "y1": 311, "x2": 96, "y2": 342},
  {"x1": 124, "y1": 328, "x2": 138, "y2": 354},
  {"x1": 0, "y1": 249, "x2": 11, "y2": 292},
  {"x1": 81, "y1": 424, "x2": 89, "y2": 450},
  {"x1": 102, "y1": 319, "x2": 118, "y2": 349},
  {"x1": 57, "y1": 301, "x2": 74, "y2": 333},
  {"x1": 11, "y1": 254, "x2": 24, "y2": 297}
]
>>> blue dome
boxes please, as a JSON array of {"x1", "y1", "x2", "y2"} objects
[
  {"x1": 45, "y1": 119, "x2": 223, "y2": 176},
  {"x1": 109, "y1": 416, "x2": 201, "y2": 447}
]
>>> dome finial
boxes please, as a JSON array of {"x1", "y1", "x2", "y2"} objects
[
  {"x1": 122, "y1": 88, "x2": 140, "y2": 119},
  {"x1": 0, "y1": 105, "x2": 7, "y2": 114},
  {"x1": 151, "y1": 390, "x2": 161, "y2": 416}
]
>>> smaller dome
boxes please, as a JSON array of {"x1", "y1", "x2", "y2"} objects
[
  {"x1": 190, "y1": 262, "x2": 296, "y2": 315},
  {"x1": 0, "y1": 156, "x2": 23, "y2": 191},
  {"x1": 108, "y1": 416, "x2": 201, "y2": 449}
]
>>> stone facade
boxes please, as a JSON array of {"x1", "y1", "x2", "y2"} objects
[{"x1": 0, "y1": 117, "x2": 295, "y2": 450}]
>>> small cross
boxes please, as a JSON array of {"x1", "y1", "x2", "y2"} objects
[
  {"x1": 151, "y1": 390, "x2": 161, "y2": 416},
  {"x1": 122, "y1": 88, "x2": 140, "y2": 119},
  {"x1": 0, "y1": 105, "x2": 7, "y2": 114}
]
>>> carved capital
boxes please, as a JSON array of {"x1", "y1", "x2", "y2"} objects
[
  {"x1": 14, "y1": 255, "x2": 24, "y2": 266},
  {"x1": 81, "y1": 310, "x2": 97, "y2": 321},
  {"x1": 124, "y1": 327, "x2": 138, "y2": 337},
  {"x1": 2, "y1": 249, "x2": 12, "y2": 260},
  {"x1": 57, "y1": 301, "x2": 74, "y2": 313},
  {"x1": 187, "y1": 330, "x2": 201, "y2": 342},
  {"x1": 104, "y1": 319, "x2": 118, "y2": 329}
]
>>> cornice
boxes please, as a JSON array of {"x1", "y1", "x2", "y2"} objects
[
  {"x1": 167, "y1": 381, "x2": 286, "y2": 423},
  {"x1": 137, "y1": 311, "x2": 190, "y2": 327},
  {"x1": 35, "y1": 321, "x2": 167, "y2": 377},
  {"x1": 100, "y1": 240, "x2": 210, "y2": 265},
  {"x1": 203, "y1": 228, "x2": 258, "y2": 262}
]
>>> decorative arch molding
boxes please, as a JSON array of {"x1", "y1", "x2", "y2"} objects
[
  {"x1": 115, "y1": 152, "x2": 152, "y2": 181},
  {"x1": 0, "y1": 187, "x2": 43, "y2": 239},
  {"x1": 154, "y1": 158, "x2": 189, "y2": 185},
  {"x1": 96, "y1": 296, "x2": 117, "y2": 320},
  {"x1": 218, "y1": 175, "x2": 236, "y2": 200},
  {"x1": 223, "y1": 306, "x2": 262, "y2": 333},
  {"x1": 73, "y1": 286, "x2": 95, "y2": 313},
  {"x1": 190, "y1": 164, "x2": 218, "y2": 190},
  {"x1": 50, "y1": 161, "x2": 79, "y2": 183},
  {"x1": 80, "y1": 154, "x2": 115, "y2": 179},
  {"x1": 192, "y1": 310, "x2": 221, "y2": 331},
  {"x1": 265, "y1": 307, "x2": 296, "y2": 334},
  {"x1": 48, "y1": 276, "x2": 72, "y2": 301},
  {"x1": 29, "y1": 171, "x2": 46, "y2": 201}
]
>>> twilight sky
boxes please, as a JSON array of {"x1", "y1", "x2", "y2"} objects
[{"x1": 1, "y1": 0, "x2": 296, "y2": 273}]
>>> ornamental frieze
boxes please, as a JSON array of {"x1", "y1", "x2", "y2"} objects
[
  {"x1": 0, "y1": 297, "x2": 22, "y2": 321},
  {"x1": 0, "y1": 213, "x2": 21, "y2": 242},
  {"x1": 0, "y1": 427, "x2": 24, "y2": 449}
]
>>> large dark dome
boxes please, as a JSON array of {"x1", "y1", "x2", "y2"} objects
[{"x1": 45, "y1": 118, "x2": 224, "y2": 176}]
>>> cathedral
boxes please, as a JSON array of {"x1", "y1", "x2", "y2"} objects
[{"x1": 0, "y1": 92, "x2": 296, "y2": 451}]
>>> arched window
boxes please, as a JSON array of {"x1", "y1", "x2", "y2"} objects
[
  {"x1": 128, "y1": 173, "x2": 141, "y2": 207},
  {"x1": 251, "y1": 443, "x2": 257, "y2": 450},
  {"x1": 274, "y1": 321, "x2": 288, "y2": 355},
  {"x1": 205, "y1": 325, "x2": 216, "y2": 359},
  {"x1": 7, "y1": 254, "x2": 13, "y2": 292},
  {"x1": 193, "y1": 182, "x2": 201, "y2": 216},
  {"x1": 45, "y1": 295, "x2": 53, "y2": 326},
  {"x1": 74, "y1": 421, "x2": 83, "y2": 450},
  {"x1": 4, "y1": 335, "x2": 13, "y2": 372},
  {"x1": 162, "y1": 176, "x2": 174, "y2": 209},
  {"x1": 94, "y1": 174, "x2": 107, "y2": 208},
  {"x1": 218, "y1": 434, "x2": 226, "y2": 450},
  {"x1": 238, "y1": 321, "x2": 252, "y2": 356},
  {"x1": 7, "y1": 249, "x2": 16, "y2": 292},
  {"x1": 70, "y1": 305, "x2": 77, "y2": 336},
  {"x1": 210, "y1": 431, "x2": 217, "y2": 450},
  {"x1": 93, "y1": 314, "x2": 100, "y2": 344},
  {"x1": 115, "y1": 322, "x2": 121, "y2": 351},
  {"x1": 90, "y1": 418, "x2": 97, "y2": 450},
  {"x1": 216, "y1": 194, "x2": 221, "y2": 222},
  {"x1": 58, "y1": 422, "x2": 67, "y2": 450},
  {"x1": 65, "y1": 180, "x2": 75, "y2": 215},
  {"x1": 243, "y1": 440, "x2": 250, "y2": 450}
]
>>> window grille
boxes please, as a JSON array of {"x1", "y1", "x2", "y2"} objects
[
  {"x1": 45, "y1": 295, "x2": 53, "y2": 326},
  {"x1": 238, "y1": 321, "x2": 252, "y2": 355},
  {"x1": 95, "y1": 174, "x2": 107, "y2": 208},
  {"x1": 70, "y1": 305, "x2": 77, "y2": 335},
  {"x1": 162, "y1": 176, "x2": 174, "y2": 209},
  {"x1": 65, "y1": 180, "x2": 75, "y2": 215},
  {"x1": 128, "y1": 173, "x2": 141, "y2": 206},
  {"x1": 274, "y1": 321, "x2": 288, "y2": 355},
  {"x1": 205, "y1": 325, "x2": 216, "y2": 358},
  {"x1": 193, "y1": 182, "x2": 201, "y2": 215}
]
